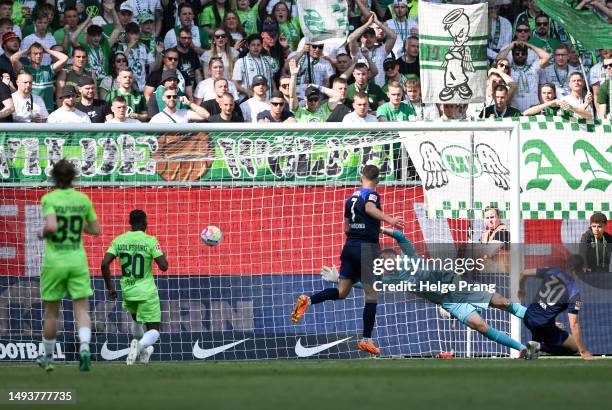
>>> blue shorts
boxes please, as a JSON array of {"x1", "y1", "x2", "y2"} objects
[
  {"x1": 524, "y1": 317, "x2": 569, "y2": 347},
  {"x1": 441, "y1": 302, "x2": 489, "y2": 325},
  {"x1": 339, "y1": 242, "x2": 380, "y2": 284}
]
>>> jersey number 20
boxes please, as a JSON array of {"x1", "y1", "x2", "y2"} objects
[{"x1": 119, "y1": 253, "x2": 145, "y2": 279}]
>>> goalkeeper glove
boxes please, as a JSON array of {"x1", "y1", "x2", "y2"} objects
[{"x1": 320, "y1": 265, "x2": 339, "y2": 283}]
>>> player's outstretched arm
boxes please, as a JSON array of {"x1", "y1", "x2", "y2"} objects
[
  {"x1": 568, "y1": 313, "x2": 594, "y2": 360},
  {"x1": 155, "y1": 255, "x2": 169, "y2": 272},
  {"x1": 365, "y1": 202, "x2": 404, "y2": 229},
  {"x1": 100, "y1": 253, "x2": 118, "y2": 300},
  {"x1": 380, "y1": 227, "x2": 417, "y2": 258}
]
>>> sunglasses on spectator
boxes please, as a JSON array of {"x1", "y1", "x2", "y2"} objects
[
  {"x1": 280, "y1": 83, "x2": 290, "y2": 88},
  {"x1": 215, "y1": 34, "x2": 227, "y2": 39},
  {"x1": 516, "y1": 28, "x2": 530, "y2": 33},
  {"x1": 165, "y1": 94, "x2": 178, "y2": 99},
  {"x1": 270, "y1": 101, "x2": 284, "y2": 106},
  {"x1": 603, "y1": 63, "x2": 612, "y2": 69},
  {"x1": 497, "y1": 63, "x2": 508, "y2": 68},
  {"x1": 310, "y1": 44, "x2": 324, "y2": 49},
  {"x1": 166, "y1": 56, "x2": 178, "y2": 61}
]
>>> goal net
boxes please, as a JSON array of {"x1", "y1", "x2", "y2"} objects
[{"x1": 0, "y1": 122, "x2": 524, "y2": 361}]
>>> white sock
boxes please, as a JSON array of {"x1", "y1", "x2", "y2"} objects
[
  {"x1": 138, "y1": 329, "x2": 160, "y2": 351},
  {"x1": 78, "y1": 327, "x2": 91, "y2": 352},
  {"x1": 131, "y1": 321, "x2": 144, "y2": 339},
  {"x1": 43, "y1": 338, "x2": 55, "y2": 360}
]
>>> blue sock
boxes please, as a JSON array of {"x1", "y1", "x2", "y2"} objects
[
  {"x1": 310, "y1": 288, "x2": 339, "y2": 305},
  {"x1": 507, "y1": 303, "x2": 527, "y2": 319},
  {"x1": 363, "y1": 302, "x2": 377, "y2": 338},
  {"x1": 484, "y1": 326, "x2": 525, "y2": 351}
]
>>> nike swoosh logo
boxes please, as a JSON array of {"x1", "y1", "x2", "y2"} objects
[
  {"x1": 100, "y1": 341, "x2": 131, "y2": 361},
  {"x1": 192, "y1": 339, "x2": 249, "y2": 359},
  {"x1": 294, "y1": 337, "x2": 352, "y2": 358}
]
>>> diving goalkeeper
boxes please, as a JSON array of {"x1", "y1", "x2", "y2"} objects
[{"x1": 321, "y1": 227, "x2": 539, "y2": 359}]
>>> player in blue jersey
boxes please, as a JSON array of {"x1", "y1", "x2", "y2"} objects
[
  {"x1": 520, "y1": 254, "x2": 593, "y2": 360},
  {"x1": 321, "y1": 227, "x2": 538, "y2": 358},
  {"x1": 291, "y1": 165, "x2": 404, "y2": 355}
]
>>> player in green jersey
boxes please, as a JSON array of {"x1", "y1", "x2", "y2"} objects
[
  {"x1": 101, "y1": 209, "x2": 168, "y2": 365},
  {"x1": 37, "y1": 159, "x2": 100, "y2": 372}
]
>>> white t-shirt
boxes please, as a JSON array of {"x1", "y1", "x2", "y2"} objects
[
  {"x1": 295, "y1": 37, "x2": 345, "y2": 59},
  {"x1": 164, "y1": 25, "x2": 207, "y2": 49},
  {"x1": 487, "y1": 16, "x2": 513, "y2": 60},
  {"x1": 194, "y1": 78, "x2": 239, "y2": 101},
  {"x1": 233, "y1": 54, "x2": 275, "y2": 99},
  {"x1": 240, "y1": 98, "x2": 269, "y2": 123},
  {"x1": 408, "y1": 100, "x2": 441, "y2": 121},
  {"x1": 561, "y1": 94, "x2": 593, "y2": 115},
  {"x1": 342, "y1": 112, "x2": 378, "y2": 123},
  {"x1": 511, "y1": 63, "x2": 541, "y2": 112},
  {"x1": 125, "y1": 0, "x2": 161, "y2": 18},
  {"x1": 589, "y1": 62, "x2": 605, "y2": 86},
  {"x1": 540, "y1": 65, "x2": 574, "y2": 99},
  {"x1": 106, "y1": 118, "x2": 141, "y2": 123},
  {"x1": 385, "y1": 17, "x2": 419, "y2": 58},
  {"x1": 11, "y1": 92, "x2": 48, "y2": 122},
  {"x1": 355, "y1": 46, "x2": 390, "y2": 88},
  {"x1": 21, "y1": 33, "x2": 56, "y2": 66},
  {"x1": 149, "y1": 109, "x2": 193, "y2": 123},
  {"x1": 286, "y1": 52, "x2": 335, "y2": 99},
  {"x1": 47, "y1": 108, "x2": 91, "y2": 123},
  {"x1": 200, "y1": 48, "x2": 240, "y2": 79},
  {"x1": 115, "y1": 43, "x2": 153, "y2": 92}
]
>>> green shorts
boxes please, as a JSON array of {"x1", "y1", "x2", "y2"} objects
[
  {"x1": 40, "y1": 265, "x2": 93, "y2": 302},
  {"x1": 123, "y1": 296, "x2": 161, "y2": 323}
]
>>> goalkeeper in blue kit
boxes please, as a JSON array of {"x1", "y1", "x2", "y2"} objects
[{"x1": 322, "y1": 227, "x2": 539, "y2": 358}]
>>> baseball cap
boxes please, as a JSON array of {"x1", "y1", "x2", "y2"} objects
[
  {"x1": 119, "y1": 2, "x2": 134, "y2": 13},
  {"x1": 1, "y1": 32, "x2": 19, "y2": 43},
  {"x1": 251, "y1": 75, "x2": 268, "y2": 88},
  {"x1": 383, "y1": 58, "x2": 398, "y2": 70},
  {"x1": 138, "y1": 11, "x2": 154, "y2": 23},
  {"x1": 305, "y1": 85, "x2": 320, "y2": 98},
  {"x1": 161, "y1": 69, "x2": 179, "y2": 83},
  {"x1": 77, "y1": 76, "x2": 95, "y2": 87},
  {"x1": 59, "y1": 84, "x2": 79, "y2": 98}
]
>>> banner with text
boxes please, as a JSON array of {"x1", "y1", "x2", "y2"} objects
[
  {"x1": 403, "y1": 117, "x2": 611, "y2": 220},
  {"x1": 0, "y1": 131, "x2": 395, "y2": 184}
]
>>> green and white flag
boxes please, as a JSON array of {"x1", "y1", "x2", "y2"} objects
[
  {"x1": 418, "y1": 1, "x2": 488, "y2": 104},
  {"x1": 296, "y1": 0, "x2": 349, "y2": 44}
]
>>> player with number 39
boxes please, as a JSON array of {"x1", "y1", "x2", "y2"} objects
[{"x1": 37, "y1": 159, "x2": 101, "y2": 372}]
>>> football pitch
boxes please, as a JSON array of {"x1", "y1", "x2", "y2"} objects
[{"x1": 2, "y1": 359, "x2": 612, "y2": 410}]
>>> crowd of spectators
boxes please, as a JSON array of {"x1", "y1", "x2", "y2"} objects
[{"x1": 0, "y1": 0, "x2": 609, "y2": 124}]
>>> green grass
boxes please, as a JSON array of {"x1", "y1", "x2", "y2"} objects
[{"x1": 2, "y1": 359, "x2": 612, "y2": 410}]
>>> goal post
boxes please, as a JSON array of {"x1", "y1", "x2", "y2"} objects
[{"x1": 1, "y1": 121, "x2": 523, "y2": 361}]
